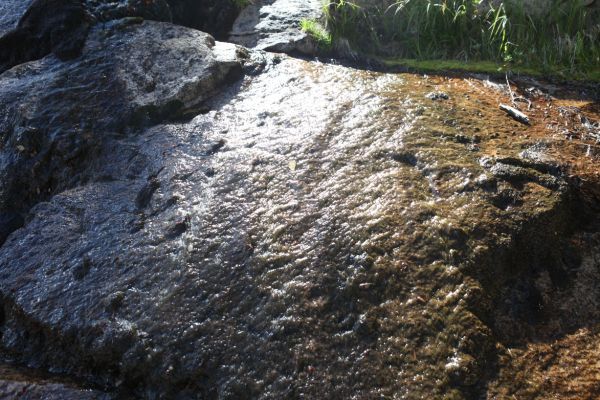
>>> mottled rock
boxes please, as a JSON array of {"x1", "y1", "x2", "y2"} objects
[
  {"x1": 426, "y1": 91, "x2": 450, "y2": 101},
  {"x1": 0, "y1": 21, "x2": 245, "y2": 220},
  {"x1": 0, "y1": 0, "x2": 34, "y2": 37},
  {"x1": 0, "y1": 364, "x2": 111, "y2": 399},
  {"x1": 229, "y1": 0, "x2": 324, "y2": 54},
  {"x1": 481, "y1": 155, "x2": 565, "y2": 190}
]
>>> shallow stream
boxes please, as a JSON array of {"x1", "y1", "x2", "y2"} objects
[{"x1": 0, "y1": 12, "x2": 599, "y2": 399}]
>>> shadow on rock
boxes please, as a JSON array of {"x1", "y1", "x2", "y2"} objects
[
  {"x1": 0, "y1": 0, "x2": 91, "y2": 74},
  {"x1": 88, "y1": 0, "x2": 244, "y2": 40}
]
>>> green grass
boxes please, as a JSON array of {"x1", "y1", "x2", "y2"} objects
[
  {"x1": 384, "y1": 58, "x2": 537, "y2": 75},
  {"x1": 301, "y1": 18, "x2": 333, "y2": 51},
  {"x1": 324, "y1": 0, "x2": 600, "y2": 80},
  {"x1": 383, "y1": 58, "x2": 600, "y2": 81}
]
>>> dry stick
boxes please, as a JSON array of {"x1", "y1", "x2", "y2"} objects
[
  {"x1": 501, "y1": 73, "x2": 530, "y2": 125},
  {"x1": 505, "y1": 73, "x2": 516, "y2": 106},
  {"x1": 505, "y1": 73, "x2": 532, "y2": 110},
  {"x1": 500, "y1": 104, "x2": 530, "y2": 125},
  {"x1": 515, "y1": 96, "x2": 533, "y2": 110}
]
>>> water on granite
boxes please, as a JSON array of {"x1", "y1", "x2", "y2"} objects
[{"x1": 1, "y1": 44, "x2": 600, "y2": 399}]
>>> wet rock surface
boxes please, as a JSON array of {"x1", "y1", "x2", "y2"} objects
[
  {"x1": 0, "y1": 0, "x2": 34, "y2": 37},
  {"x1": 0, "y1": 20, "x2": 246, "y2": 244},
  {"x1": 0, "y1": 363, "x2": 110, "y2": 399},
  {"x1": 1, "y1": 44, "x2": 599, "y2": 397},
  {"x1": 229, "y1": 0, "x2": 324, "y2": 54},
  {"x1": 0, "y1": 0, "x2": 91, "y2": 74},
  {"x1": 1, "y1": 2, "x2": 600, "y2": 399}
]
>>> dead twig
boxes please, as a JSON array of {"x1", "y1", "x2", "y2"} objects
[
  {"x1": 514, "y1": 96, "x2": 532, "y2": 110},
  {"x1": 505, "y1": 74, "x2": 532, "y2": 110},
  {"x1": 505, "y1": 73, "x2": 516, "y2": 106},
  {"x1": 500, "y1": 103, "x2": 530, "y2": 125}
]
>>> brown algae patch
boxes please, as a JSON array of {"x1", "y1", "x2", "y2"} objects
[{"x1": 395, "y1": 74, "x2": 600, "y2": 398}]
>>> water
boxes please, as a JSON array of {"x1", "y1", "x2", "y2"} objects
[
  {"x1": 115, "y1": 57, "x2": 587, "y2": 397},
  {"x1": 1, "y1": 49, "x2": 600, "y2": 399}
]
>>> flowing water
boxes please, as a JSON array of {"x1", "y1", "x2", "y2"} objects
[
  {"x1": 171, "y1": 57, "x2": 600, "y2": 399},
  {"x1": 1, "y1": 25, "x2": 600, "y2": 398}
]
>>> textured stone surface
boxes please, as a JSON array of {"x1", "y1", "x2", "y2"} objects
[
  {"x1": 229, "y1": 0, "x2": 324, "y2": 54},
  {"x1": 0, "y1": 0, "x2": 34, "y2": 37},
  {"x1": 0, "y1": 20, "x2": 246, "y2": 245},
  {"x1": 0, "y1": 2, "x2": 600, "y2": 399},
  {"x1": 0, "y1": 363, "x2": 110, "y2": 400},
  {"x1": 0, "y1": 380, "x2": 108, "y2": 400},
  {"x1": 0, "y1": 0, "x2": 91, "y2": 74},
  {"x1": 1, "y1": 38, "x2": 599, "y2": 397}
]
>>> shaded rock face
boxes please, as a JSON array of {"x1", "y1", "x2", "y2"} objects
[
  {"x1": 86, "y1": 0, "x2": 172, "y2": 25},
  {"x1": 0, "y1": 363, "x2": 110, "y2": 399},
  {"x1": 0, "y1": 20, "x2": 246, "y2": 245},
  {"x1": 0, "y1": 0, "x2": 34, "y2": 37},
  {"x1": 230, "y1": 0, "x2": 324, "y2": 54},
  {"x1": 0, "y1": 213, "x2": 23, "y2": 249},
  {"x1": 0, "y1": 0, "x2": 91, "y2": 74},
  {"x1": 86, "y1": 0, "x2": 243, "y2": 40},
  {"x1": 166, "y1": 0, "x2": 240, "y2": 39},
  {"x1": 0, "y1": 0, "x2": 248, "y2": 75}
]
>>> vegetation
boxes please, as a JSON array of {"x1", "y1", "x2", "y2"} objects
[
  {"x1": 324, "y1": 0, "x2": 600, "y2": 79},
  {"x1": 301, "y1": 18, "x2": 333, "y2": 51}
]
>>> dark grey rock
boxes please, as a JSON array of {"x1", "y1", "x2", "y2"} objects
[
  {"x1": 0, "y1": 364, "x2": 111, "y2": 399},
  {"x1": 86, "y1": 0, "x2": 173, "y2": 25},
  {"x1": 85, "y1": 0, "x2": 242, "y2": 40},
  {"x1": 0, "y1": 0, "x2": 92, "y2": 74},
  {"x1": 481, "y1": 154, "x2": 565, "y2": 190},
  {"x1": 0, "y1": 379, "x2": 109, "y2": 400},
  {"x1": 0, "y1": 0, "x2": 34, "y2": 37},
  {"x1": 391, "y1": 151, "x2": 418, "y2": 166},
  {"x1": 0, "y1": 212, "x2": 23, "y2": 247},
  {"x1": 0, "y1": 20, "x2": 245, "y2": 218},
  {"x1": 426, "y1": 91, "x2": 450, "y2": 101}
]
